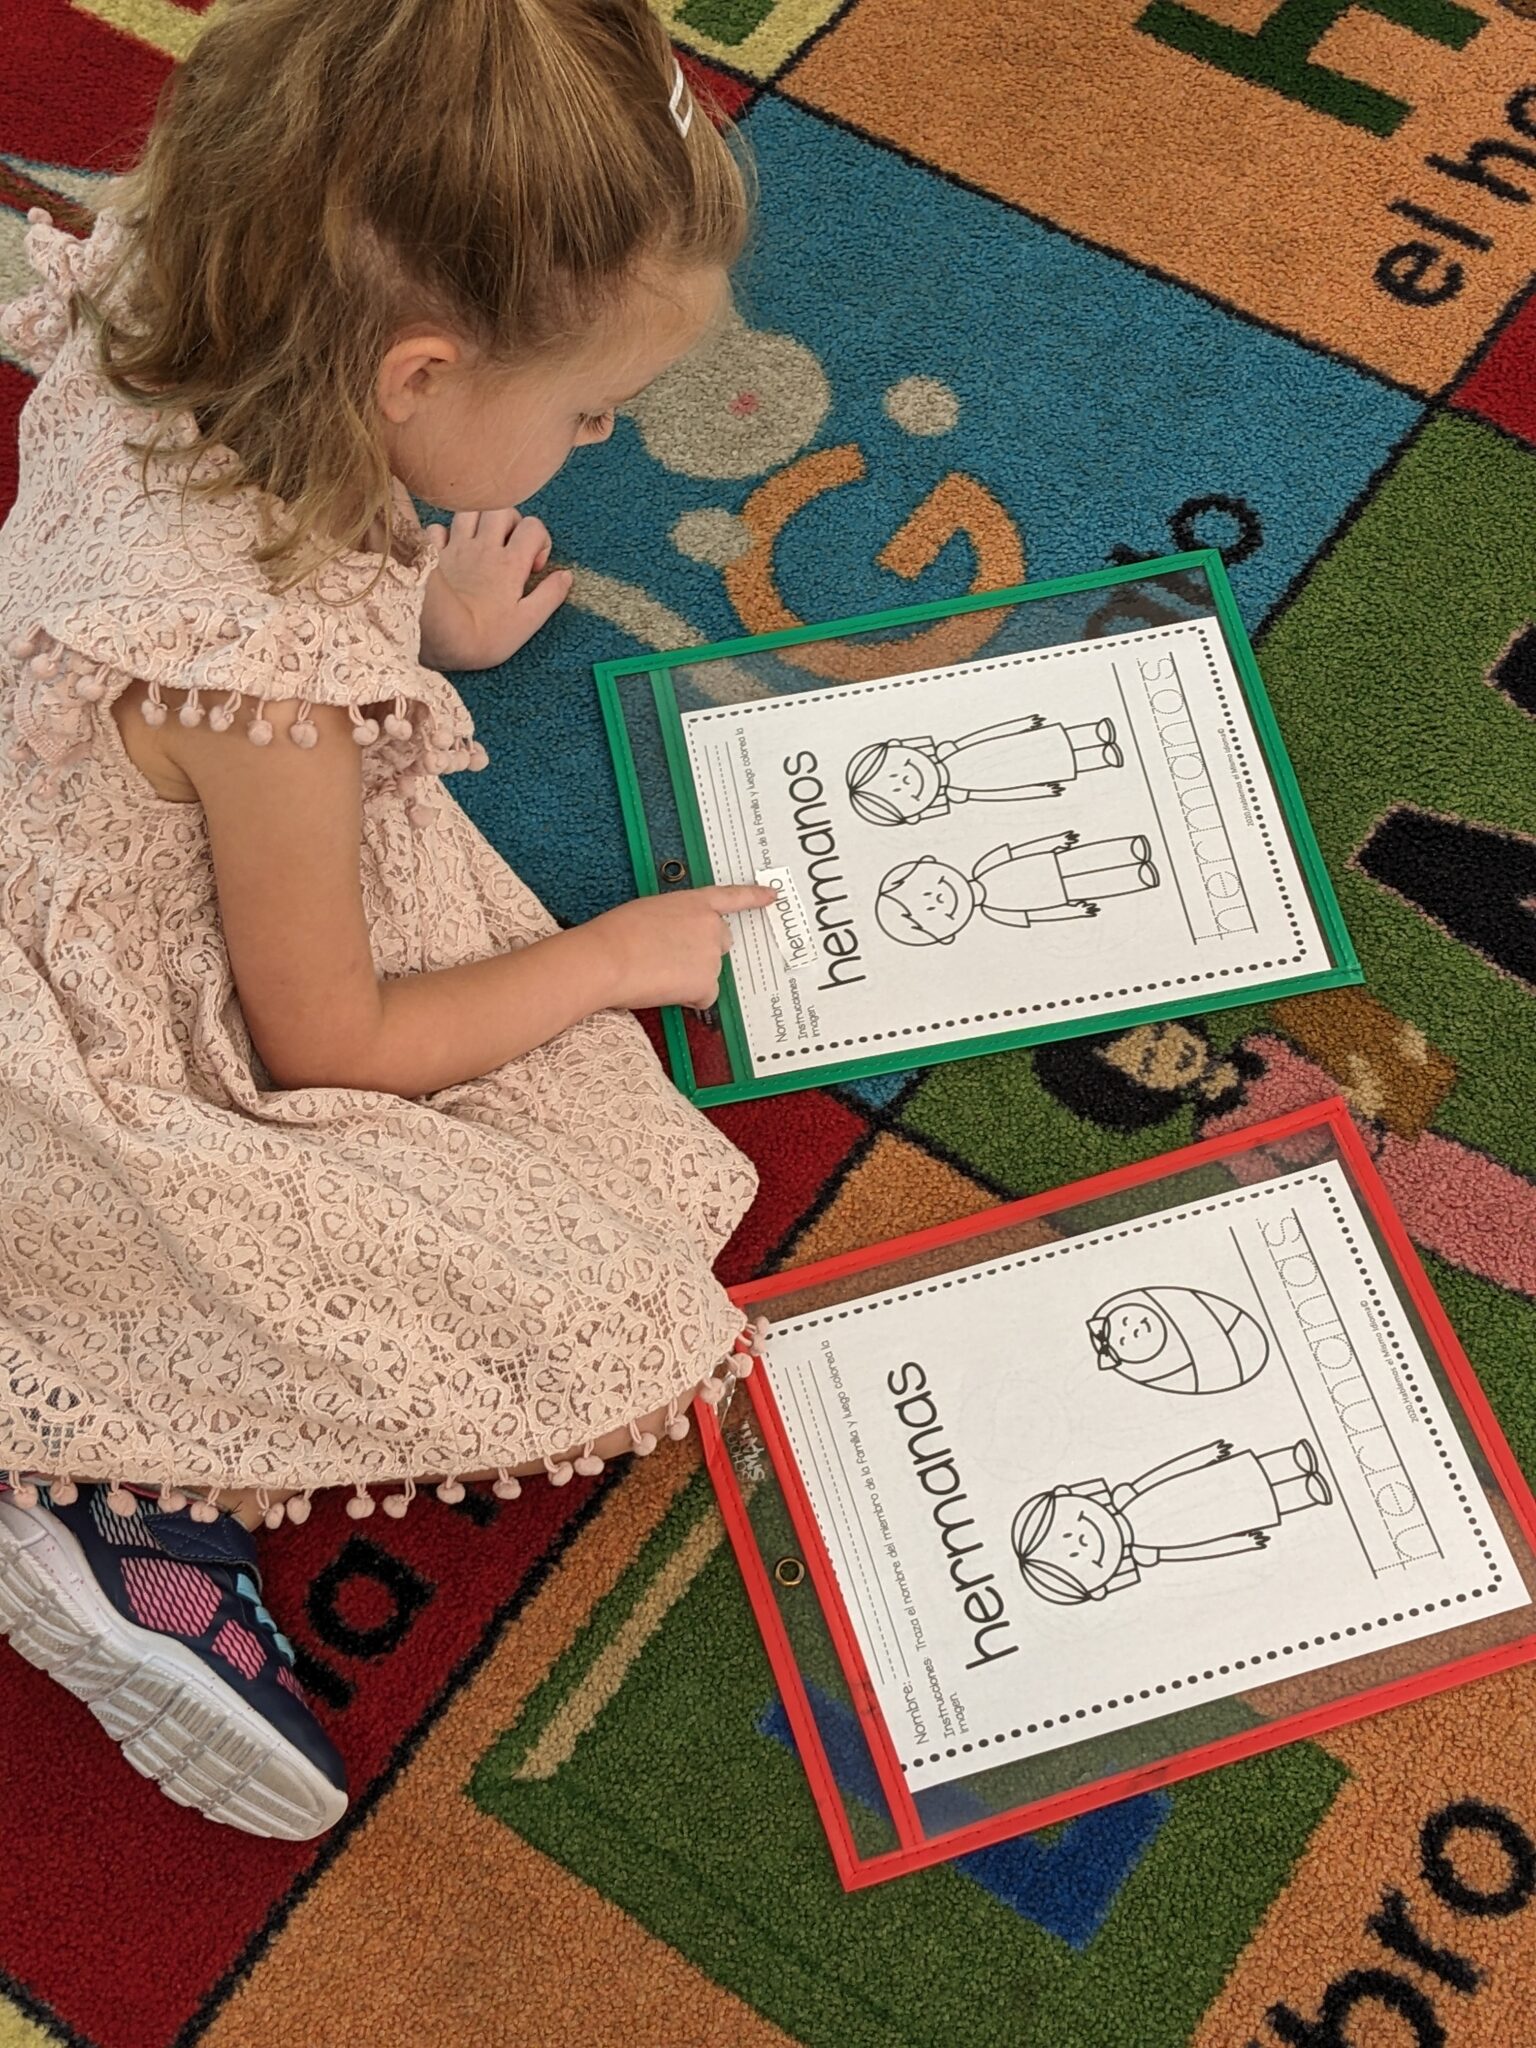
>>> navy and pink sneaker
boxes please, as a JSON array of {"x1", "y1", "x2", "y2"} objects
[{"x1": 0, "y1": 1483, "x2": 347, "y2": 1839}]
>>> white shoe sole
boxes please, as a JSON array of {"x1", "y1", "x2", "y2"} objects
[{"x1": 0, "y1": 1497, "x2": 348, "y2": 1840}]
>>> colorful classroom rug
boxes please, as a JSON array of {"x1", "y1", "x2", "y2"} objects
[{"x1": 6, "y1": 1, "x2": 1536, "y2": 2042}]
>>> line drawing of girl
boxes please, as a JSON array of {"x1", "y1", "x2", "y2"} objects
[
  {"x1": 1087, "y1": 1285, "x2": 1270, "y2": 1394},
  {"x1": 1010, "y1": 1440, "x2": 1333, "y2": 1604},
  {"x1": 875, "y1": 832, "x2": 1159, "y2": 946},
  {"x1": 846, "y1": 716, "x2": 1122, "y2": 825}
]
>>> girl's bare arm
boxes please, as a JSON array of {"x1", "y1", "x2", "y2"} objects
[{"x1": 154, "y1": 698, "x2": 770, "y2": 1095}]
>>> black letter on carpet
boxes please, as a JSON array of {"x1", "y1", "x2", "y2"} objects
[
  {"x1": 1262, "y1": 1968, "x2": 1444, "y2": 2047},
  {"x1": 1367, "y1": 1887, "x2": 1480, "y2": 1991},
  {"x1": 1421, "y1": 1799, "x2": 1536, "y2": 1917},
  {"x1": 1356, "y1": 808, "x2": 1536, "y2": 989},
  {"x1": 307, "y1": 1536, "x2": 435, "y2": 1660}
]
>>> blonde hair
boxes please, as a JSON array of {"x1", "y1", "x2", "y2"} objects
[{"x1": 83, "y1": 0, "x2": 750, "y2": 588}]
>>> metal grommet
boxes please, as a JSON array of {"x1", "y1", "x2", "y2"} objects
[
  {"x1": 659, "y1": 856, "x2": 688, "y2": 885},
  {"x1": 774, "y1": 1556, "x2": 806, "y2": 1588}
]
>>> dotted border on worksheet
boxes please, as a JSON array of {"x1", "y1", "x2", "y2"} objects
[
  {"x1": 685, "y1": 622, "x2": 1312, "y2": 1062},
  {"x1": 774, "y1": 1172, "x2": 1504, "y2": 1775}
]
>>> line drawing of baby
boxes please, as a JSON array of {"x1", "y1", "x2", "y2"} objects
[
  {"x1": 875, "y1": 832, "x2": 1159, "y2": 946},
  {"x1": 846, "y1": 717, "x2": 1122, "y2": 825},
  {"x1": 1010, "y1": 1440, "x2": 1333, "y2": 1604},
  {"x1": 1088, "y1": 1285, "x2": 1270, "y2": 1395}
]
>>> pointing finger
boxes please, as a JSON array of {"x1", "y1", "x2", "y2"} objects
[{"x1": 705, "y1": 884, "x2": 780, "y2": 912}]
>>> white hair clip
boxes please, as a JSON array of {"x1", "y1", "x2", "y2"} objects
[{"x1": 669, "y1": 58, "x2": 695, "y2": 139}]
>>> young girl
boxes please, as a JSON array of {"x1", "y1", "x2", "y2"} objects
[{"x1": 0, "y1": 0, "x2": 775, "y2": 1843}]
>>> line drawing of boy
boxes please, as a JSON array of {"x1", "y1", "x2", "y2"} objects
[
  {"x1": 1087, "y1": 1285, "x2": 1270, "y2": 1394},
  {"x1": 846, "y1": 717, "x2": 1123, "y2": 826},
  {"x1": 1010, "y1": 1439, "x2": 1333, "y2": 1604},
  {"x1": 875, "y1": 832, "x2": 1159, "y2": 946}
]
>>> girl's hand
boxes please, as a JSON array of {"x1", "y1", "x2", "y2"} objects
[
  {"x1": 585, "y1": 884, "x2": 778, "y2": 1011},
  {"x1": 418, "y1": 509, "x2": 573, "y2": 671}
]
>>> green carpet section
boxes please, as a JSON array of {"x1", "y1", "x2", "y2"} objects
[
  {"x1": 677, "y1": 0, "x2": 776, "y2": 43},
  {"x1": 1255, "y1": 413, "x2": 1536, "y2": 1174},
  {"x1": 472, "y1": 1474, "x2": 1345, "y2": 2048},
  {"x1": 1427, "y1": 1255, "x2": 1536, "y2": 1479},
  {"x1": 897, "y1": 1047, "x2": 1201, "y2": 1199}
]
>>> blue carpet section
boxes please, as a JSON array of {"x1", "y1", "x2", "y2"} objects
[
  {"x1": 449, "y1": 96, "x2": 1420, "y2": 938},
  {"x1": 452, "y1": 604, "x2": 656, "y2": 927},
  {"x1": 758, "y1": 1686, "x2": 1171, "y2": 1947},
  {"x1": 728, "y1": 100, "x2": 1420, "y2": 625},
  {"x1": 834, "y1": 1072, "x2": 913, "y2": 1113}
]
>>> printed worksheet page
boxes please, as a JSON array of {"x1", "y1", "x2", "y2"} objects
[
  {"x1": 762, "y1": 1160, "x2": 1523, "y2": 1790},
  {"x1": 679, "y1": 619, "x2": 1332, "y2": 1080}
]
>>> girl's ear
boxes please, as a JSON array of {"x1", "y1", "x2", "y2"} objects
[{"x1": 376, "y1": 333, "x2": 465, "y2": 425}]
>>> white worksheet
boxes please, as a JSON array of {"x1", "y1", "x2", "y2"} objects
[
  {"x1": 679, "y1": 618, "x2": 1333, "y2": 1079},
  {"x1": 762, "y1": 1160, "x2": 1523, "y2": 1787}
]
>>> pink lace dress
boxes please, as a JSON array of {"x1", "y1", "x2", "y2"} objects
[{"x1": 0, "y1": 211, "x2": 758, "y2": 1515}]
